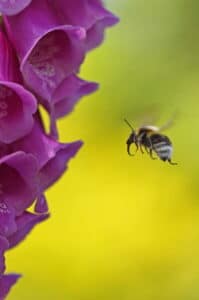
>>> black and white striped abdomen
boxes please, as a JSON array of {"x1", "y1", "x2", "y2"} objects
[{"x1": 150, "y1": 134, "x2": 173, "y2": 161}]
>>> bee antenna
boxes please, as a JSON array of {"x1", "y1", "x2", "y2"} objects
[{"x1": 124, "y1": 118, "x2": 134, "y2": 131}]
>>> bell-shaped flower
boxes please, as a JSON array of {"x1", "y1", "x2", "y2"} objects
[
  {"x1": 46, "y1": 75, "x2": 98, "y2": 119},
  {"x1": 0, "y1": 118, "x2": 82, "y2": 206},
  {"x1": 3, "y1": 0, "x2": 118, "y2": 114},
  {"x1": 0, "y1": 30, "x2": 37, "y2": 143},
  {"x1": 48, "y1": 0, "x2": 119, "y2": 50},
  {"x1": 39, "y1": 139, "x2": 82, "y2": 191},
  {"x1": 4, "y1": 0, "x2": 86, "y2": 102},
  {"x1": 0, "y1": 1, "x2": 118, "y2": 298},
  {"x1": 0, "y1": 152, "x2": 39, "y2": 215},
  {"x1": 39, "y1": 74, "x2": 98, "y2": 135},
  {"x1": 0, "y1": 82, "x2": 37, "y2": 143},
  {"x1": 8, "y1": 211, "x2": 49, "y2": 249}
]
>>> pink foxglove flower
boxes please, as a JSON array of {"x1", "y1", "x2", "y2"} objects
[
  {"x1": 48, "y1": 0, "x2": 119, "y2": 50},
  {"x1": 0, "y1": 30, "x2": 37, "y2": 143},
  {"x1": 0, "y1": 0, "x2": 118, "y2": 298},
  {"x1": 40, "y1": 74, "x2": 99, "y2": 120},
  {"x1": 3, "y1": 0, "x2": 118, "y2": 134},
  {"x1": 2, "y1": 118, "x2": 83, "y2": 210},
  {"x1": 0, "y1": 82, "x2": 37, "y2": 143},
  {"x1": 0, "y1": 152, "x2": 38, "y2": 215},
  {"x1": 4, "y1": 2, "x2": 87, "y2": 102},
  {"x1": 8, "y1": 211, "x2": 49, "y2": 249}
]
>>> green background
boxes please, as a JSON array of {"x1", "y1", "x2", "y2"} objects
[{"x1": 7, "y1": 1, "x2": 199, "y2": 299}]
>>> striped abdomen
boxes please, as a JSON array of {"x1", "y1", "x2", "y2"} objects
[{"x1": 150, "y1": 134, "x2": 173, "y2": 161}]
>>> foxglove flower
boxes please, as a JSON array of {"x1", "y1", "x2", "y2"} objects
[
  {"x1": 3, "y1": 0, "x2": 118, "y2": 128},
  {"x1": 0, "y1": 152, "x2": 38, "y2": 215},
  {"x1": 4, "y1": 2, "x2": 86, "y2": 101},
  {"x1": 41, "y1": 74, "x2": 98, "y2": 120},
  {"x1": 47, "y1": 0, "x2": 119, "y2": 50},
  {"x1": 0, "y1": 30, "x2": 37, "y2": 143},
  {"x1": 0, "y1": 82, "x2": 37, "y2": 143},
  {"x1": 0, "y1": 117, "x2": 83, "y2": 201},
  {"x1": 8, "y1": 211, "x2": 49, "y2": 249},
  {"x1": 0, "y1": 0, "x2": 118, "y2": 298}
]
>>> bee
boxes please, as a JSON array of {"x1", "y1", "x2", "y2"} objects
[{"x1": 124, "y1": 118, "x2": 177, "y2": 165}]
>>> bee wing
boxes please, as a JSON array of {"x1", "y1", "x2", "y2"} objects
[
  {"x1": 134, "y1": 104, "x2": 160, "y2": 128},
  {"x1": 159, "y1": 111, "x2": 179, "y2": 132},
  {"x1": 125, "y1": 104, "x2": 179, "y2": 132}
]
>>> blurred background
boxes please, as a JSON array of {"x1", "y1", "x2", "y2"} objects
[{"x1": 7, "y1": 0, "x2": 199, "y2": 299}]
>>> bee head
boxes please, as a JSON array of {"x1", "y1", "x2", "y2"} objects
[
  {"x1": 124, "y1": 119, "x2": 137, "y2": 156},
  {"x1": 126, "y1": 132, "x2": 136, "y2": 144},
  {"x1": 126, "y1": 132, "x2": 137, "y2": 155}
]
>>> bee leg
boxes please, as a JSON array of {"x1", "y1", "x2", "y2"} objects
[
  {"x1": 168, "y1": 159, "x2": 178, "y2": 165},
  {"x1": 140, "y1": 144, "x2": 145, "y2": 154},
  {"x1": 147, "y1": 137, "x2": 157, "y2": 160},
  {"x1": 127, "y1": 143, "x2": 138, "y2": 156},
  {"x1": 149, "y1": 148, "x2": 157, "y2": 160},
  {"x1": 134, "y1": 143, "x2": 139, "y2": 154},
  {"x1": 144, "y1": 146, "x2": 150, "y2": 154}
]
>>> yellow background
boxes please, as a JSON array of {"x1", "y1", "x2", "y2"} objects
[{"x1": 7, "y1": 1, "x2": 199, "y2": 299}]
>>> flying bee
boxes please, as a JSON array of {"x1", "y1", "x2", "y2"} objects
[{"x1": 124, "y1": 118, "x2": 177, "y2": 165}]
